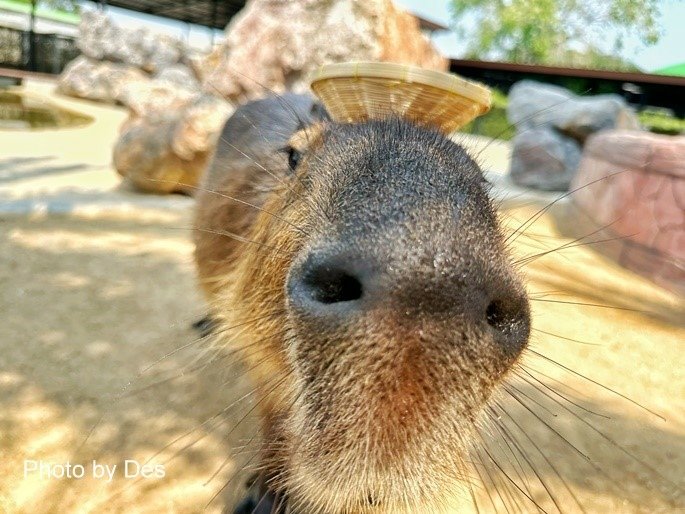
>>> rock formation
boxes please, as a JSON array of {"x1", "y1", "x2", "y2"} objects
[
  {"x1": 507, "y1": 80, "x2": 640, "y2": 191},
  {"x1": 60, "y1": 1, "x2": 446, "y2": 194},
  {"x1": 76, "y1": 10, "x2": 185, "y2": 73},
  {"x1": 57, "y1": 11, "x2": 230, "y2": 193},
  {"x1": 58, "y1": 11, "x2": 200, "y2": 107}
]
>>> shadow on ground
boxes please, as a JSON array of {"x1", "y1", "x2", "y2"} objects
[{"x1": 0, "y1": 214, "x2": 257, "y2": 513}]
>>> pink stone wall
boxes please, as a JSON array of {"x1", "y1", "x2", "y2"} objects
[{"x1": 570, "y1": 130, "x2": 685, "y2": 295}]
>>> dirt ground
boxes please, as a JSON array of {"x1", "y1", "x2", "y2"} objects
[
  {"x1": 0, "y1": 199, "x2": 682, "y2": 514},
  {"x1": 0, "y1": 208, "x2": 252, "y2": 514}
]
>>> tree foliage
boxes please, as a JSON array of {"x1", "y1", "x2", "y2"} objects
[
  {"x1": 450, "y1": 0, "x2": 662, "y2": 66},
  {"x1": 43, "y1": 0, "x2": 79, "y2": 13},
  {"x1": 15, "y1": 0, "x2": 80, "y2": 14}
]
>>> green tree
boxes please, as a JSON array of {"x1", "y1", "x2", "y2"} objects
[
  {"x1": 43, "y1": 0, "x2": 79, "y2": 13},
  {"x1": 15, "y1": 0, "x2": 80, "y2": 14},
  {"x1": 450, "y1": 0, "x2": 662, "y2": 66}
]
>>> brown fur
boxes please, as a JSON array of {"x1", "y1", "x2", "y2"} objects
[{"x1": 194, "y1": 97, "x2": 529, "y2": 513}]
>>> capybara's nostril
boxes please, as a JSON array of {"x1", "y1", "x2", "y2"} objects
[
  {"x1": 302, "y1": 266, "x2": 363, "y2": 304},
  {"x1": 485, "y1": 296, "x2": 530, "y2": 353},
  {"x1": 485, "y1": 300, "x2": 508, "y2": 330},
  {"x1": 288, "y1": 250, "x2": 365, "y2": 312}
]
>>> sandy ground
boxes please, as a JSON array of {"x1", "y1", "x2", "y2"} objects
[{"x1": 0, "y1": 81, "x2": 683, "y2": 514}]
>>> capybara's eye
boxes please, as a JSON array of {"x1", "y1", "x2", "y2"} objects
[
  {"x1": 287, "y1": 147, "x2": 301, "y2": 171},
  {"x1": 277, "y1": 145, "x2": 302, "y2": 172}
]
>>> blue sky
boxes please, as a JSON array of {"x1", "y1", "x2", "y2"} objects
[{"x1": 94, "y1": 0, "x2": 684, "y2": 72}]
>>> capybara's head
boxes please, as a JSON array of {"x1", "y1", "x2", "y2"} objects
[{"x1": 196, "y1": 98, "x2": 530, "y2": 513}]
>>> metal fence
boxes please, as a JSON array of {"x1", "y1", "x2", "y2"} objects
[
  {"x1": 450, "y1": 58, "x2": 685, "y2": 117},
  {"x1": 0, "y1": 26, "x2": 79, "y2": 74}
]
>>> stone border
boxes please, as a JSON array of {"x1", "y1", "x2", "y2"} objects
[{"x1": 570, "y1": 130, "x2": 685, "y2": 295}]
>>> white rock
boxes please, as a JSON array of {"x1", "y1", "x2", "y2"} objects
[{"x1": 57, "y1": 56, "x2": 149, "y2": 104}]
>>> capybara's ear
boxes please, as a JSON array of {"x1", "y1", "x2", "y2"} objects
[{"x1": 288, "y1": 122, "x2": 326, "y2": 155}]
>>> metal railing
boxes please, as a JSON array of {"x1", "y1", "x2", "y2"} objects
[{"x1": 0, "y1": 26, "x2": 79, "y2": 74}]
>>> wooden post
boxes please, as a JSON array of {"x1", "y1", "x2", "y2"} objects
[{"x1": 28, "y1": 0, "x2": 37, "y2": 71}]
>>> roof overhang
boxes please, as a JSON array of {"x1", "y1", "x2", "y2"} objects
[{"x1": 95, "y1": 0, "x2": 247, "y2": 29}]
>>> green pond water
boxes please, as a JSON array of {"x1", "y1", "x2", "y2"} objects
[{"x1": 0, "y1": 91, "x2": 93, "y2": 130}]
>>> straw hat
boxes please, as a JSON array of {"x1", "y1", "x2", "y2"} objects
[{"x1": 310, "y1": 62, "x2": 491, "y2": 134}]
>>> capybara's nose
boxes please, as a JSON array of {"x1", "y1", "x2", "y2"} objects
[{"x1": 287, "y1": 245, "x2": 529, "y2": 353}]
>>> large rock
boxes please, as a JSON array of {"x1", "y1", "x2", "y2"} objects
[
  {"x1": 113, "y1": 94, "x2": 233, "y2": 194},
  {"x1": 153, "y1": 64, "x2": 201, "y2": 90},
  {"x1": 508, "y1": 80, "x2": 639, "y2": 142},
  {"x1": 203, "y1": 0, "x2": 447, "y2": 102},
  {"x1": 510, "y1": 127, "x2": 582, "y2": 191},
  {"x1": 57, "y1": 56, "x2": 149, "y2": 104},
  {"x1": 570, "y1": 130, "x2": 685, "y2": 294},
  {"x1": 507, "y1": 80, "x2": 574, "y2": 132},
  {"x1": 555, "y1": 95, "x2": 640, "y2": 141}
]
